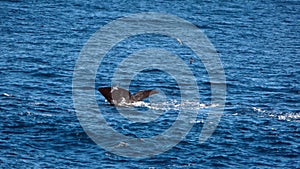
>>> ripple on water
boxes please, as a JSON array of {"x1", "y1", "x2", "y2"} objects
[{"x1": 1, "y1": 0, "x2": 299, "y2": 168}]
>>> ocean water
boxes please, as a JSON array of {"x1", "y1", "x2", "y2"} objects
[{"x1": 1, "y1": 0, "x2": 299, "y2": 168}]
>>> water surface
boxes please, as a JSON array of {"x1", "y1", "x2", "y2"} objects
[{"x1": 0, "y1": 0, "x2": 299, "y2": 168}]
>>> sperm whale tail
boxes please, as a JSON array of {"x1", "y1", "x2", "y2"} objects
[{"x1": 98, "y1": 87, "x2": 158, "y2": 105}]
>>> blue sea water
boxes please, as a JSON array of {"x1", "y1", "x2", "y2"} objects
[{"x1": 0, "y1": 0, "x2": 299, "y2": 168}]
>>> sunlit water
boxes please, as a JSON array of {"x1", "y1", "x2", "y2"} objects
[{"x1": 1, "y1": 0, "x2": 299, "y2": 168}]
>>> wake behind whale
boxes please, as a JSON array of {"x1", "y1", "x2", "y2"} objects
[{"x1": 98, "y1": 86, "x2": 212, "y2": 111}]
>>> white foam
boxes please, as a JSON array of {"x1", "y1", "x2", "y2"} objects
[
  {"x1": 253, "y1": 107, "x2": 300, "y2": 122},
  {"x1": 252, "y1": 107, "x2": 266, "y2": 113},
  {"x1": 121, "y1": 100, "x2": 211, "y2": 111},
  {"x1": 2, "y1": 93, "x2": 10, "y2": 97},
  {"x1": 277, "y1": 112, "x2": 300, "y2": 121}
]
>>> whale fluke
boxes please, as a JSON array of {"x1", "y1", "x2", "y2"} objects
[{"x1": 98, "y1": 87, "x2": 158, "y2": 105}]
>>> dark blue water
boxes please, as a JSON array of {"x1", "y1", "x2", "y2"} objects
[{"x1": 1, "y1": 0, "x2": 299, "y2": 168}]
